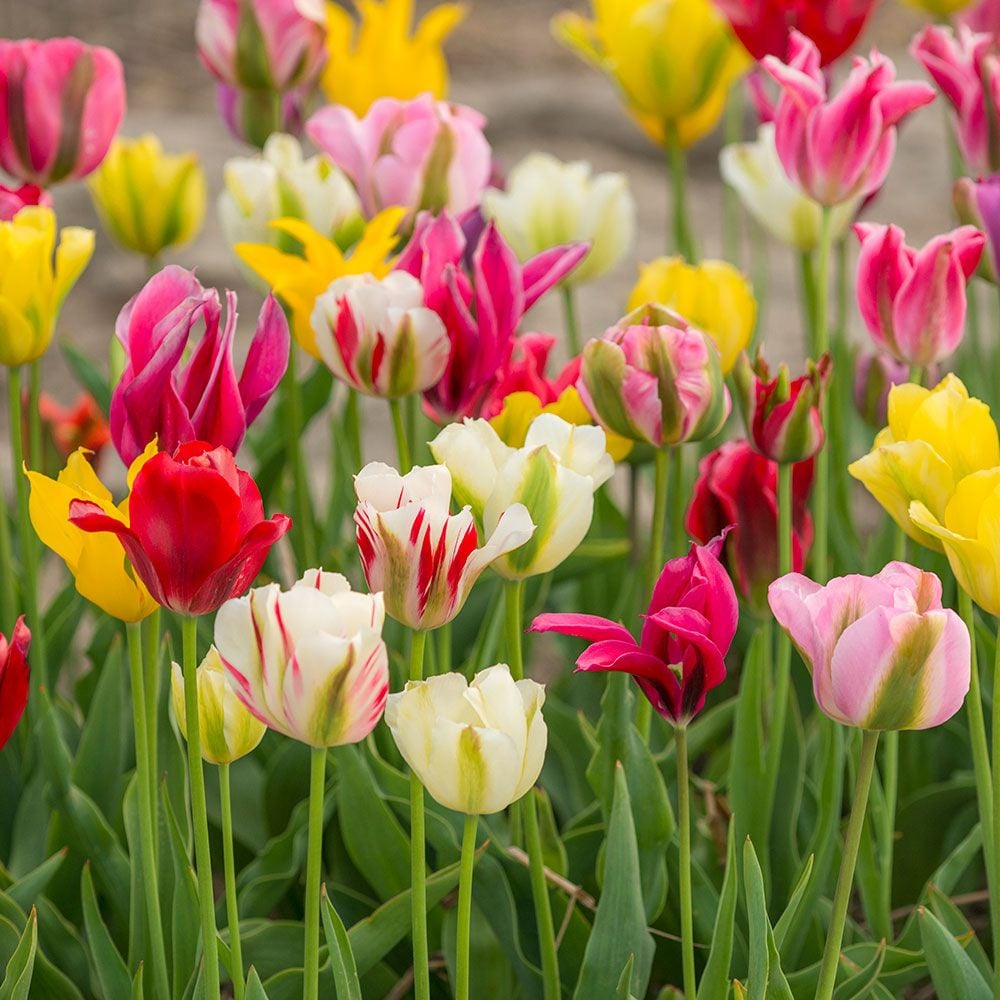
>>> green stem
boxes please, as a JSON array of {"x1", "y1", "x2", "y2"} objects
[
  {"x1": 815, "y1": 729, "x2": 880, "y2": 1000},
  {"x1": 408, "y1": 630, "x2": 430, "y2": 1000},
  {"x1": 345, "y1": 388, "x2": 362, "y2": 469},
  {"x1": 219, "y1": 764, "x2": 244, "y2": 1000},
  {"x1": 561, "y1": 285, "x2": 581, "y2": 357},
  {"x1": 992, "y1": 623, "x2": 1000, "y2": 994},
  {"x1": 389, "y1": 398, "x2": 412, "y2": 473},
  {"x1": 283, "y1": 359, "x2": 317, "y2": 567},
  {"x1": 126, "y1": 622, "x2": 170, "y2": 1000},
  {"x1": 907, "y1": 366, "x2": 924, "y2": 388},
  {"x1": 455, "y1": 813, "x2": 479, "y2": 1000},
  {"x1": 813, "y1": 208, "x2": 833, "y2": 583},
  {"x1": 667, "y1": 125, "x2": 695, "y2": 262},
  {"x1": 0, "y1": 437, "x2": 15, "y2": 632},
  {"x1": 143, "y1": 608, "x2": 161, "y2": 862},
  {"x1": 670, "y1": 446, "x2": 685, "y2": 558},
  {"x1": 798, "y1": 252, "x2": 818, "y2": 357},
  {"x1": 676, "y1": 725, "x2": 696, "y2": 1000},
  {"x1": 303, "y1": 747, "x2": 325, "y2": 1000},
  {"x1": 181, "y1": 616, "x2": 220, "y2": 999},
  {"x1": 876, "y1": 730, "x2": 898, "y2": 943},
  {"x1": 27, "y1": 362, "x2": 41, "y2": 475}
]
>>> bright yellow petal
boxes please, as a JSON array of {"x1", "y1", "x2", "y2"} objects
[
  {"x1": 53, "y1": 226, "x2": 95, "y2": 311},
  {"x1": 127, "y1": 438, "x2": 160, "y2": 490}
]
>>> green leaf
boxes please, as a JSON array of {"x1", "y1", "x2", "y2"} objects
[
  {"x1": 161, "y1": 782, "x2": 200, "y2": 993},
  {"x1": 697, "y1": 821, "x2": 738, "y2": 1000},
  {"x1": 5, "y1": 851, "x2": 66, "y2": 912},
  {"x1": 245, "y1": 967, "x2": 270, "y2": 1000},
  {"x1": 772, "y1": 855, "x2": 815, "y2": 953},
  {"x1": 832, "y1": 941, "x2": 886, "y2": 1000},
  {"x1": 614, "y1": 954, "x2": 636, "y2": 1000},
  {"x1": 743, "y1": 839, "x2": 793, "y2": 1000},
  {"x1": 926, "y1": 884, "x2": 992, "y2": 983},
  {"x1": 0, "y1": 909, "x2": 36, "y2": 1000},
  {"x1": 80, "y1": 863, "x2": 132, "y2": 1000},
  {"x1": 320, "y1": 886, "x2": 361, "y2": 1000},
  {"x1": 919, "y1": 906, "x2": 991, "y2": 1000},
  {"x1": 131, "y1": 963, "x2": 143, "y2": 1000},
  {"x1": 60, "y1": 341, "x2": 111, "y2": 416}
]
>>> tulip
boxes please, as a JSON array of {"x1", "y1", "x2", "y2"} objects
[
  {"x1": 0, "y1": 38, "x2": 125, "y2": 186},
  {"x1": 687, "y1": 440, "x2": 813, "y2": 613},
  {"x1": 0, "y1": 207, "x2": 94, "y2": 368},
  {"x1": 430, "y1": 413, "x2": 614, "y2": 579},
  {"x1": 626, "y1": 257, "x2": 755, "y2": 375},
  {"x1": 69, "y1": 441, "x2": 291, "y2": 617},
  {"x1": 109, "y1": 266, "x2": 290, "y2": 466},
  {"x1": 0, "y1": 184, "x2": 49, "y2": 223},
  {"x1": 219, "y1": 81, "x2": 315, "y2": 147},
  {"x1": 578, "y1": 303, "x2": 731, "y2": 449},
  {"x1": 848, "y1": 375, "x2": 1000, "y2": 550},
  {"x1": 912, "y1": 25, "x2": 1000, "y2": 175},
  {"x1": 306, "y1": 94, "x2": 492, "y2": 220},
  {"x1": 0, "y1": 618, "x2": 29, "y2": 751},
  {"x1": 385, "y1": 664, "x2": 546, "y2": 814},
  {"x1": 961, "y1": 0, "x2": 1000, "y2": 32},
  {"x1": 216, "y1": 569, "x2": 389, "y2": 746},
  {"x1": 237, "y1": 206, "x2": 405, "y2": 357},
  {"x1": 734, "y1": 352, "x2": 831, "y2": 464},
  {"x1": 27, "y1": 443, "x2": 159, "y2": 622},
  {"x1": 87, "y1": 135, "x2": 206, "y2": 261},
  {"x1": 955, "y1": 173, "x2": 1000, "y2": 281},
  {"x1": 763, "y1": 32, "x2": 935, "y2": 206},
  {"x1": 321, "y1": 0, "x2": 466, "y2": 116},
  {"x1": 554, "y1": 0, "x2": 748, "y2": 149},
  {"x1": 532, "y1": 534, "x2": 738, "y2": 722},
  {"x1": 904, "y1": 0, "x2": 977, "y2": 15},
  {"x1": 171, "y1": 647, "x2": 266, "y2": 764},
  {"x1": 854, "y1": 351, "x2": 909, "y2": 429},
  {"x1": 37, "y1": 393, "x2": 111, "y2": 465},
  {"x1": 854, "y1": 223, "x2": 984, "y2": 368},
  {"x1": 396, "y1": 212, "x2": 587, "y2": 421},
  {"x1": 355, "y1": 462, "x2": 535, "y2": 629},
  {"x1": 769, "y1": 562, "x2": 970, "y2": 729},
  {"x1": 311, "y1": 271, "x2": 449, "y2": 398},
  {"x1": 481, "y1": 153, "x2": 636, "y2": 285}
]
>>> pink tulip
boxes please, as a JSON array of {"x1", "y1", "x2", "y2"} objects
[
  {"x1": 306, "y1": 94, "x2": 492, "y2": 219},
  {"x1": 531, "y1": 534, "x2": 739, "y2": 724},
  {"x1": 110, "y1": 266, "x2": 290, "y2": 466},
  {"x1": 853, "y1": 351, "x2": 909, "y2": 429},
  {"x1": 0, "y1": 38, "x2": 125, "y2": 186},
  {"x1": 854, "y1": 222, "x2": 984, "y2": 367},
  {"x1": 395, "y1": 212, "x2": 587, "y2": 421},
  {"x1": 769, "y1": 562, "x2": 970, "y2": 730},
  {"x1": 478, "y1": 333, "x2": 580, "y2": 421},
  {"x1": 0, "y1": 184, "x2": 50, "y2": 222},
  {"x1": 913, "y1": 26, "x2": 1000, "y2": 175},
  {"x1": 216, "y1": 82, "x2": 308, "y2": 146},
  {"x1": 960, "y1": 0, "x2": 1000, "y2": 34},
  {"x1": 762, "y1": 32, "x2": 935, "y2": 206}
]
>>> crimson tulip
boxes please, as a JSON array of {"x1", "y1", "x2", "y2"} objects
[{"x1": 0, "y1": 617, "x2": 30, "y2": 751}]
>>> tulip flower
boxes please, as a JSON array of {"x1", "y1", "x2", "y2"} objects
[
  {"x1": 37, "y1": 393, "x2": 111, "y2": 465},
  {"x1": 734, "y1": 352, "x2": 831, "y2": 464},
  {"x1": 955, "y1": 173, "x2": 1000, "y2": 281},
  {"x1": 687, "y1": 441, "x2": 814, "y2": 612},
  {"x1": 237, "y1": 206, "x2": 405, "y2": 356},
  {"x1": 848, "y1": 375, "x2": 1000, "y2": 550},
  {"x1": 0, "y1": 184, "x2": 49, "y2": 223},
  {"x1": 321, "y1": 0, "x2": 466, "y2": 116},
  {"x1": 354, "y1": 462, "x2": 535, "y2": 630},
  {"x1": 532, "y1": 534, "x2": 738, "y2": 723},
  {"x1": 763, "y1": 33, "x2": 935, "y2": 206},
  {"x1": 0, "y1": 38, "x2": 125, "y2": 186},
  {"x1": 0, "y1": 207, "x2": 94, "y2": 368},
  {"x1": 311, "y1": 271, "x2": 449, "y2": 398},
  {"x1": 481, "y1": 153, "x2": 636, "y2": 286},
  {"x1": 171, "y1": 647, "x2": 267, "y2": 764},
  {"x1": 216, "y1": 569, "x2": 389, "y2": 746},
  {"x1": 306, "y1": 94, "x2": 492, "y2": 220},
  {"x1": 854, "y1": 223, "x2": 984, "y2": 368},
  {"x1": 769, "y1": 562, "x2": 970, "y2": 729},
  {"x1": 109, "y1": 266, "x2": 290, "y2": 466},
  {"x1": 396, "y1": 212, "x2": 587, "y2": 421},
  {"x1": 578, "y1": 304, "x2": 731, "y2": 449},
  {"x1": 69, "y1": 441, "x2": 291, "y2": 617},
  {"x1": 854, "y1": 351, "x2": 909, "y2": 429},
  {"x1": 27, "y1": 443, "x2": 159, "y2": 622},
  {"x1": 626, "y1": 257, "x2": 755, "y2": 375},
  {"x1": 554, "y1": 0, "x2": 748, "y2": 149},
  {"x1": 430, "y1": 413, "x2": 614, "y2": 579},
  {"x1": 961, "y1": 0, "x2": 1000, "y2": 32},
  {"x1": 87, "y1": 135, "x2": 206, "y2": 261},
  {"x1": 385, "y1": 664, "x2": 546, "y2": 814},
  {"x1": 0, "y1": 618, "x2": 29, "y2": 751},
  {"x1": 912, "y1": 26, "x2": 1000, "y2": 175}
]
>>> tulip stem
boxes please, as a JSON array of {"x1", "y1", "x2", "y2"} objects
[
  {"x1": 126, "y1": 621, "x2": 171, "y2": 1000},
  {"x1": 815, "y1": 729, "x2": 880, "y2": 1000},
  {"x1": 143, "y1": 608, "x2": 161, "y2": 862},
  {"x1": 0, "y1": 449, "x2": 15, "y2": 633},
  {"x1": 282, "y1": 360, "x2": 317, "y2": 568},
  {"x1": 675, "y1": 724, "x2": 697, "y2": 1000},
  {"x1": 27, "y1": 362, "x2": 41, "y2": 479},
  {"x1": 670, "y1": 445, "x2": 685, "y2": 557},
  {"x1": 389, "y1": 398, "x2": 412, "y2": 473},
  {"x1": 666, "y1": 125, "x2": 696, "y2": 263},
  {"x1": 875, "y1": 730, "x2": 898, "y2": 942},
  {"x1": 798, "y1": 251, "x2": 818, "y2": 356},
  {"x1": 455, "y1": 812, "x2": 479, "y2": 1000},
  {"x1": 181, "y1": 615, "x2": 220, "y2": 999},
  {"x1": 813, "y1": 208, "x2": 833, "y2": 583},
  {"x1": 561, "y1": 285, "x2": 581, "y2": 357},
  {"x1": 303, "y1": 746, "x2": 325, "y2": 1000},
  {"x1": 218, "y1": 764, "x2": 244, "y2": 1000},
  {"x1": 907, "y1": 366, "x2": 924, "y2": 388},
  {"x1": 408, "y1": 630, "x2": 431, "y2": 1000},
  {"x1": 992, "y1": 624, "x2": 1000, "y2": 993}
]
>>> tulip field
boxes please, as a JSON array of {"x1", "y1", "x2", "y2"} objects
[{"x1": 6, "y1": 0, "x2": 1000, "y2": 998}]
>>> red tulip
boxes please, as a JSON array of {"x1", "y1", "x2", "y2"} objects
[
  {"x1": 477, "y1": 332, "x2": 579, "y2": 420},
  {"x1": 68, "y1": 442, "x2": 291, "y2": 616},
  {"x1": 0, "y1": 618, "x2": 30, "y2": 751},
  {"x1": 37, "y1": 392, "x2": 111, "y2": 465}
]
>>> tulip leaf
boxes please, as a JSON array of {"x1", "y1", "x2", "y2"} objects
[
  {"x1": 60, "y1": 340, "x2": 112, "y2": 417},
  {"x1": 614, "y1": 953, "x2": 636, "y2": 999},
  {"x1": 5, "y1": 851, "x2": 66, "y2": 912},
  {"x1": 831, "y1": 940, "x2": 885, "y2": 1000},
  {"x1": 919, "y1": 906, "x2": 992, "y2": 1000},
  {"x1": 320, "y1": 886, "x2": 361, "y2": 1000},
  {"x1": 245, "y1": 967, "x2": 270, "y2": 1000},
  {"x1": 80, "y1": 863, "x2": 132, "y2": 1000},
  {"x1": 772, "y1": 854, "x2": 814, "y2": 953},
  {"x1": 0, "y1": 909, "x2": 37, "y2": 1000},
  {"x1": 926, "y1": 884, "x2": 992, "y2": 983},
  {"x1": 696, "y1": 821, "x2": 738, "y2": 1000},
  {"x1": 743, "y1": 838, "x2": 792, "y2": 1000},
  {"x1": 160, "y1": 780, "x2": 201, "y2": 991},
  {"x1": 130, "y1": 963, "x2": 143, "y2": 1000}
]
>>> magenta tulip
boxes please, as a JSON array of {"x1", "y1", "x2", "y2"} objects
[{"x1": 0, "y1": 184, "x2": 50, "y2": 222}]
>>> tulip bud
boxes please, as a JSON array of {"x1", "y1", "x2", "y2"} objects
[
  {"x1": 216, "y1": 82, "x2": 310, "y2": 149},
  {"x1": 853, "y1": 352, "x2": 909, "y2": 429},
  {"x1": 955, "y1": 173, "x2": 1000, "y2": 283},
  {"x1": 171, "y1": 648, "x2": 266, "y2": 764},
  {"x1": 385, "y1": 664, "x2": 547, "y2": 815},
  {"x1": 0, "y1": 617, "x2": 30, "y2": 751}
]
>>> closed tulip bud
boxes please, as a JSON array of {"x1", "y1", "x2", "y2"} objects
[
  {"x1": 955, "y1": 173, "x2": 1000, "y2": 283},
  {"x1": 216, "y1": 82, "x2": 311, "y2": 149},
  {"x1": 854, "y1": 352, "x2": 909, "y2": 429},
  {"x1": 481, "y1": 153, "x2": 636, "y2": 285},
  {"x1": 769, "y1": 563, "x2": 970, "y2": 730},
  {"x1": 88, "y1": 135, "x2": 206, "y2": 260},
  {"x1": 578, "y1": 304, "x2": 731, "y2": 449},
  {"x1": 354, "y1": 462, "x2": 535, "y2": 630},
  {"x1": 385, "y1": 664, "x2": 547, "y2": 814},
  {"x1": 430, "y1": 413, "x2": 613, "y2": 580},
  {"x1": 171, "y1": 648, "x2": 266, "y2": 764},
  {"x1": 216, "y1": 570, "x2": 389, "y2": 748},
  {"x1": 312, "y1": 272, "x2": 450, "y2": 398},
  {"x1": 0, "y1": 618, "x2": 30, "y2": 751}
]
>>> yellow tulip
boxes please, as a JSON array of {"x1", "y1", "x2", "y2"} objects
[
  {"x1": 627, "y1": 256, "x2": 755, "y2": 374},
  {"x1": 900, "y1": 0, "x2": 974, "y2": 15},
  {"x1": 88, "y1": 135, "x2": 206, "y2": 260},
  {"x1": 848, "y1": 375, "x2": 1000, "y2": 551},
  {"x1": 236, "y1": 206, "x2": 406, "y2": 357},
  {"x1": 26, "y1": 443, "x2": 159, "y2": 622},
  {"x1": 321, "y1": 0, "x2": 466, "y2": 116},
  {"x1": 553, "y1": 0, "x2": 748, "y2": 149},
  {"x1": 0, "y1": 207, "x2": 94, "y2": 367}
]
